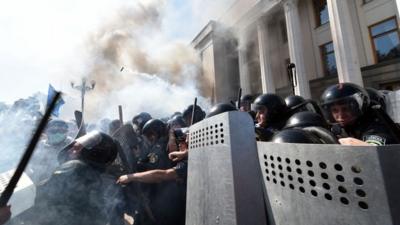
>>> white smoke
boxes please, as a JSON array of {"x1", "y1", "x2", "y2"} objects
[
  {"x1": 0, "y1": 0, "x2": 218, "y2": 172},
  {"x1": 83, "y1": 69, "x2": 209, "y2": 121},
  {"x1": 57, "y1": 0, "x2": 211, "y2": 122},
  {"x1": 0, "y1": 94, "x2": 44, "y2": 173}
]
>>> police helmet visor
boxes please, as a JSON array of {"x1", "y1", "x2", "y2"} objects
[
  {"x1": 57, "y1": 131, "x2": 107, "y2": 162},
  {"x1": 252, "y1": 104, "x2": 267, "y2": 112},
  {"x1": 75, "y1": 131, "x2": 102, "y2": 149},
  {"x1": 321, "y1": 93, "x2": 364, "y2": 124}
]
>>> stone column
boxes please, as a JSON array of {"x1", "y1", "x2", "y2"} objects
[
  {"x1": 327, "y1": 0, "x2": 364, "y2": 86},
  {"x1": 395, "y1": 0, "x2": 400, "y2": 24},
  {"x1": 283, "y1": 0, "x2": 311, "y2": 98},
  {"x1": 238, "y1": 43, "x2": 252, "y2": 95},
  {"x1": 257, "y1": 19, "x2": 276, "y2": 93}
]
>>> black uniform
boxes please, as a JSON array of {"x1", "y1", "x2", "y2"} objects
[
  {"x1": 135, "y1": 137, "x2": 176, "y2": 225},
  {"x1": 137, "y1": 137, "x2": 171, "y2": 172},
  {"x1": 340, "y1": 109, "x2": 399, "y2": 145},
  {"x1": 320, "y1": 83, "x2": 400, "y2": 145},
  {"x1": 151, "y1": 161, "x2": 187, "y2": 225},
  {"x1": 32, "y1": 160, "x2": 108, "y2": 225},
  {"x1": 253, "y1": 93, "x2": 289, "y2": 142}
]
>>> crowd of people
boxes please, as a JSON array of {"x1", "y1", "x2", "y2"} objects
[{"x1": 1, "y1": 82, "x2": 399, "y2": 225}]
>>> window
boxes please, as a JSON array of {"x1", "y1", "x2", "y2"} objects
[
  {"x1": 380, "y1": 81, "x2": 400, "y2": 91},
  {"x1": 369, "y1": 17, "x2": 400, "y2": 63},
  {"x1": 313, "y1": 0, "x2": 329, "y2": 27},
  {"x1": 320, "y1": 42, "x2": 337, "y2": 76}
]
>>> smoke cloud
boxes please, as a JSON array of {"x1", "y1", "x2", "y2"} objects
[
  {"x1": 65, "y1": 0, "x2": 209, "y2": 122},
  {"x1": 0, "y1": 0, "x2": 215, "y2": 177},
  {"x1": 0, "y1": 94, "x2": 45, "y2": 173}
]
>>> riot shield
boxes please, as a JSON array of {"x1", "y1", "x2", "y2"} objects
[
  {"x1": 257, "y1": 142, "x2": 400, "y2": 225},
  {"x1": 186, "y1": 110, "x2": 400, "y2": 225},
  {"x1": 112, "y1": 123, "x2": 139, "y2": 172},
  {"x1": 112, "y1": 124, "x2": 157, "y2": 224},
  {"x1": 186, "y1": 111, "x2": 267, "y2": 225}
]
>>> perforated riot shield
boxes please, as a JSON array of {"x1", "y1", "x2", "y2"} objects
[
  {"x1": 186, "y1": 111, "x2": 267, "y2": 225},
  {"x1": 257, "y1": 142, "x2": 400, "y2": 225},
  {"x1": 186, "y1": 110, "x2": 400, "y2": 225}
]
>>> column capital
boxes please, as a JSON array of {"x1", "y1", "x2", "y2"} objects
[{"x1": 282, "y1": 0, "x2": 299, "y2": 13}]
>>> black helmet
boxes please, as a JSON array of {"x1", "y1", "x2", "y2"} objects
[
  {"x1": 240, "y1": 94, "x2": 254, "y2": 103},
  {"x1": 253, "y1": 93, "x2": 288, "y2": 122},
  {"x1": 272, "y1": 129, "x2": 321, "y2": 144},
  {"x1": 167, "y1": 115, "x2": 187, "y2": 129},
  {"x1": 142, "y1": 119, "x2": 167, "y2": 140},
  {"x1": 206, "y1": 103, "x2": 238, "y2": 118},
  {"x1": 58, "y1": 131, "x2": 118, "y2": 167},
  {"x1": 170, "y1": 111, "x2": 182, "y2": 118},
  {"x1": 109, "y1": 119, "x2": 122, "y2": 135},
  {"x1": 240, "y1": 94, "x2": 254, "y2": 111},
  {"x1": 132, "y1": 112, "x2": 152, "y2": 130},
  {"x1": 320, "y1": 83, "x2": 370, "y2": 124},
  {"x1": 285, "y1": 95, "x2": 306, "y2": 110},
  {"x1": 80, "y1": 131, "x2": 118, "y2": 166},
  {"x1": 285, "y1": 111, "x2": 328, "y2": 129},
  {"x1": 182, "y1": 105, "x2": 206, "y2": 125},
  {"x1": 366, "y1": 87, "x2": 386, "y2": 111}
]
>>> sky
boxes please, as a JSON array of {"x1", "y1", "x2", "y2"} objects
[{"x1": 0, "y1": 0, "x2": 233, "y2": 105}]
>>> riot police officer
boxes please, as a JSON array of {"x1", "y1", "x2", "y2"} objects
[
  {"x1": 109, "y1": 119, "x2": 122, "y2": 136},
  {"x1": 285, "y1": 95, "x2": 306, "y2": 110},
  {"x1": 166, "y1": 115, "x2": 187, "y2": 154},
  {"x1": 253, "y1": 93, "x2": 289, "y2": 141},
  {"x1": 132, "y1": 119, "x2": 185, "y2": 225},
  {"x1": 132, "y1": 112, "x2": 152, "y2": 135},
  {"x1": 138, "y1": 119, "x2": 171, "y2": 172},
  {"x1": 320, "y1": 83, "x2": 400, "y2": 145},
  {"x1": 285, "y1": 111, "x2": 329, "y2": 129},
  {"x1": 285, "y1": 95, "x2": 323, "y2": 118},
  {"x1": 182, "y1": 104, "x2": 206, "y2": 126},
  {"x1": 239, "y1": 95, "x2": 256, "y2": 120},
  {"x1": 32, "y1": 131, "x2": 119, "y2": 225},
  {"x1": 206, "y1": 103, "x2": 238, "y2": 118},
  {"x1": 284, "y1": 111, "x2": 338, "y2": 144},
  {"x1": 366, "y1": 87, "x2": 387, "y2": 111},
  {"x1": 272, "y1": 129, "x2": 325, "y2": 144},
  {"x1": 239, "y1": 94, "x2": 254, "y2": 112}
]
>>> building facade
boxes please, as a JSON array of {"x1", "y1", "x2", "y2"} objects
[{"x1": 191, "y1": 0, "x2": 400, "y2": 103}]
